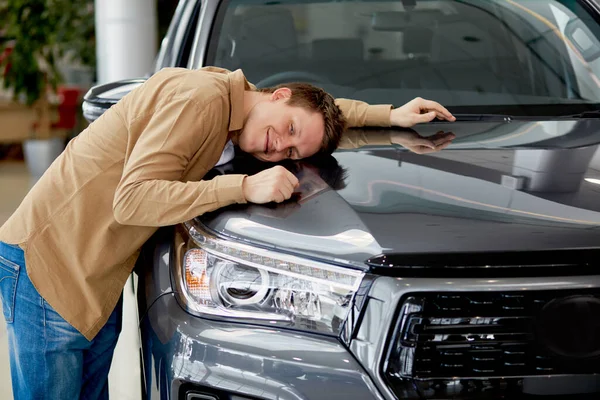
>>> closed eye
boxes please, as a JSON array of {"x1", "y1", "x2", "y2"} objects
[{"x1": 288, "y1": 123, "x2": 296, "y2": 159}]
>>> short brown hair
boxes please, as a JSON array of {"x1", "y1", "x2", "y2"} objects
[{"x1": 258, "y1": 83, "x2": 346, "y2": 155}]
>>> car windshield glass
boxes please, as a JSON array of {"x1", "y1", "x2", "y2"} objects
[{"x1": 207, "y1": 0, "x2": 600, "y2": 115}]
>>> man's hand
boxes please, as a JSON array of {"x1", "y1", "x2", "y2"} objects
[
  {"x1": 242, "y1": 166, "x2": 299, "y2": 203},
  {"x1": 391, "y1": 97, "x2": 456, "y2": 127},
  {"x1": 391, "y1": 130, "x2": 456, "y2": 154}
]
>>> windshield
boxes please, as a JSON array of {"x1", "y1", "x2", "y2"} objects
[{"x1": 207, "y1": 0, "x2": 600, "y2": 114}]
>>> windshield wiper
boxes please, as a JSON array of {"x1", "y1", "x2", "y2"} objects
[
  {"x1": 451, "y1": 113, "x2": 515, "y2": 122},
  {"x1": 446, "y1": 111, "x2": 600, "y2": 122},
  {"x1": 556, "y1": 110, "x2": 600, "y2": 119}
]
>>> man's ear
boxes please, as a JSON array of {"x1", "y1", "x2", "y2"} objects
[{"x1": 271, "y1": 87, "x2": 292, "y2": 101}]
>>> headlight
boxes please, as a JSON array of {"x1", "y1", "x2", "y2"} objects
[{"x1": 172, "y1": 223, "x2": 366, "y2": 335}]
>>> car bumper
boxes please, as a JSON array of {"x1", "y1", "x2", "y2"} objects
[{"x1": 141, "y1": 292, "x2": 385, "y2": 400}]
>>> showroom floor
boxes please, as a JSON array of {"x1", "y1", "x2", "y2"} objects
[{"x1": 0, "y1": 161, "x2": 141, "y2": 400}]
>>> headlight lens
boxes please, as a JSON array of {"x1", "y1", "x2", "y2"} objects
[{"x1": 173, "y1": 224, "x2": 365, "y2": 335}]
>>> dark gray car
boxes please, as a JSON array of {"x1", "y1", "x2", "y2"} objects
[{"x1": 84, "y1": 0, "x2": 600, "y2": 398}]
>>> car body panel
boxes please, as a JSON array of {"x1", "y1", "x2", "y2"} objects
[{"x1": 199, "y1": 120, "x2": 600, "y2": 264}]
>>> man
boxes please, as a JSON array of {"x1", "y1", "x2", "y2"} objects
[{"x1": 0, "y1": 66, "x2": 455, "y2": 399}]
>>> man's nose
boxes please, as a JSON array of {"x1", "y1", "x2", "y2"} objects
[{"x1": 275, "y1": 135, "x2": 291, "y2": 153}]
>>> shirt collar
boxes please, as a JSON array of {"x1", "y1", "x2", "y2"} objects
[{"x1": 228, "y1": 69, "x2": 255, "y2": 132}]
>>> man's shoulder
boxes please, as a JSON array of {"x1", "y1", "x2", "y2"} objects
[
  {"x1": 154, "y1": 66, "x2": 233, "y2": 78},
  {"x1": 119, "y1": 67, "x2": 234, "y2": 122},
  {"x1": 145, "y1": 67, "x2": 232, "y2": 105},
  {"x1": 152, "y1": 66, "x2": 231, "y2": 89}
]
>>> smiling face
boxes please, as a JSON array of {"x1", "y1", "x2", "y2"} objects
[{"x1": 237, "y1": 89, "x2": 325, "y2": 162}]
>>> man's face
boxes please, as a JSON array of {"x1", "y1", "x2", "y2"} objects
[{"x1": 238, "y1": 89, "x2": 325, "y2": 162}]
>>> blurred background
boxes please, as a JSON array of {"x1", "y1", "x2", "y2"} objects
[
  {"x1": 0, "y1": 0, "x2": 179, "y2": 167},
  {"x1": 0, "y1": 1, "x2": 179, "y2": 399}
]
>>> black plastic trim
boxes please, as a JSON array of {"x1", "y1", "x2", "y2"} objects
[{"x1": 366, "y1": 249, "x2": 600, "y2": 278}]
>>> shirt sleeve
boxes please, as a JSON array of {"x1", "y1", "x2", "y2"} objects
[
  {"x1": 113, "y1": 95, "x2": 247, "y2": 227},
  {"x1": 335, "y1": 98, "x2": 393, "y2": 128}
]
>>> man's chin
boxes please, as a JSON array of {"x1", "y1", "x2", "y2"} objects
[{"x1": 249, "y1": 152, "x2": 267, "y2": 162}]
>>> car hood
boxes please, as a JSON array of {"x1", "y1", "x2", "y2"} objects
[{"x1": 198, "y1": 120, "x2": 600, "y2": 265}]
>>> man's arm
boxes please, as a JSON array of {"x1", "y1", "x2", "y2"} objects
[
  {"x1": 113, "y1": 97, "x2": 248, "y2": 227},
  {"x1": 335, "y1": 97, "x2": 456, "y2": 151},
  {"x1": 334, "y1": 98, "x2": 393, "y2": 128}
]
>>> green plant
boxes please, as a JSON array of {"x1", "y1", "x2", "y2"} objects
[{"x1": 0, "y1": 0, "x2": 96, "y2": 106}]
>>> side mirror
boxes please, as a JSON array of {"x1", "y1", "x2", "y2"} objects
[{"x1": 82, "y1": 78, "x2": 146, "y2": 123}]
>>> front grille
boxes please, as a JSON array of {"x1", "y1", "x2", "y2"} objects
[{"x1": 385, "y1": 290, "x2": 600, "y2": 380}]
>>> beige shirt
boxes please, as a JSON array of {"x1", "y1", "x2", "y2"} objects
[{"x1": 0, "y1": 67, "x2": 392, "y2": 340}]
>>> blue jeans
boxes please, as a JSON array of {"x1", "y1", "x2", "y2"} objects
[{"x1": 0, "y1": 241, "x2": 123, "y2": 400}]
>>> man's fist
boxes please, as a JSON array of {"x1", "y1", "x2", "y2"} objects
[{"x1": 242, "y1": 166, "x2": 299, "y2": 204}]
